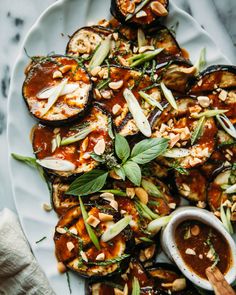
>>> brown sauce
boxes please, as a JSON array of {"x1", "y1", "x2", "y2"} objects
[{"x1": 175, "y1": 220, "x2": 231, "y2": 279}]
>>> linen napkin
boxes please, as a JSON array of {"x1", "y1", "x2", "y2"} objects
[
  {"x1": 174, "y1": 0, "x2": 236, "y2": 64},
  {"x1": 0, "y1": 208, "x2": 55, "y2": 295}
]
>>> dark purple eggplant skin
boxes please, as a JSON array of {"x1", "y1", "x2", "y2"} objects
[
  {"x1": 110, "y1": 0, "x2": 169, "y2": 28},
  {"x1": 146, "y1": 263, "x2": 201, "y2": 295},
  {"x1": 66, "y1": 26, "x2": 113, "y2": 56},
  {"x1": 188, "y1": 64, "x2": 236, "y2": 94},
  {"x1": 22, "y1": 55, "x2": 93, "y2": 126}
]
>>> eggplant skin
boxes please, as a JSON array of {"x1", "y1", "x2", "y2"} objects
[
  {"x1": 66, "y1": 26, "x2": 112, "y2": 57},
  {"x1": 22, "y1": 55, "x2": 93, "y2": 126},
  {"x1": 54, "y1": 204, "x2": 134, "y2": 278},
  {"x1": 110, "y1": 0, "x2": 169, "y2": 27},
  {"x1": 189, "y1": 65, "x2": 236, "y2": 94}
]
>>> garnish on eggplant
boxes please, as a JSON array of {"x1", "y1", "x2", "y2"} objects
[
  {"x1": 87, "y1": 257, "x2": 156, "y2": 294},
  {"x1": 110, "y1": 0, "x2": 169, "y2": 27},
  {"x1": 208, "y1": 167, "x2": 236, "y2": 222},
  {"x1": 22, "y1": 55, "x2": 92, "y2": 125},
  {"x1": 93, "y1": 65, "x2": 162, "y2": 136},
  {"x1": 175, "y1": 169, "x2": 207, "y2": 203},
  {"x1": 150, "y1": 98, "x2": 217, "y2": 168},
  {"x1": 189, "y1": 65, "x2": 236, "y2": 123},
  {"x1": 54, "y1": 202, "x2": 134, "y2": 278},
  {"x1": 32, "y1": 104, "x2": 112, "y2": 177}
]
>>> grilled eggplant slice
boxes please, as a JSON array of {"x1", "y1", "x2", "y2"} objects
[
  {"x1": 146, "y1": 263, "x2": 200, "y2": 294},
  {"x1": 93, "y1": 65, "x2": 163, "y2": 136},
  {"x1": 52, "y1": 178, "x2": 79, "y2": 215},
  {"x1": 208, "y1": 167, "x2": 236, "y2": 215},
  {"x1": 54, "y1": 203, "x2": 133, "y2": 278},
  {"x1": 23, "y1": 56, "x2": 92, "y2": 125},
  {"x1": 189, "y1": 65, "x2": 236, "y2": 122},
  {"x1": 175, "y1": 169, "x2": 207, "y2": 203},
  {"x1": 110, "y1": 0, "x2": 169, "y2": 27},
  {"x1": 87, "y1": 257, "x2": 156, "y2": 295},
  {"x1": 32, "y1": 104, "x2": 112, "y2": 177},
  {"x1": 66, "y1": 26, "x2": 132, "y2": 65},
  {"x1": 151, "y1": 98, "x2": 217, "y2": 168}
]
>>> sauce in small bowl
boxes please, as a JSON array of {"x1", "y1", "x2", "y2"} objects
[
  {"x1": 175, "y1": 220, "x2": 231, "y2": 279},
  {"x1": 161, "y1": 207, "x2": 236, "y2": 290}
]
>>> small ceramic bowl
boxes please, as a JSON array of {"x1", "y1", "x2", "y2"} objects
[{"x1": 161, "y1": 206, "x2": 236, "y2": 291}]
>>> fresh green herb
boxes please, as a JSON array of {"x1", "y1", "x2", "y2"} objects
[
  {"x1": 218, "y1": 140, "x2": 236, "y2": 147},
  {"x1": 150, "y1": 59, "x2": 157, "y2": 82},
  {"x1": 100, "y1": 189, "x2": 126, "y2": 196},
  {"x1": 64, "y1": 227, "x2": 83, "y2": 252},
  {"x1": 126, "y1": 0, "x2": 151, "y2": 20},
  {"x1": 114, "y1": 166, "x2": 126, "y2": 180},
  {"x1": 139, "y1": 91, "x2": 163, "y2": 111},
  {"x1": 160, "y1": 82, "x2": 178, "y2": 110},
  {"x1": 225, "y1": 183, "x2": 236, "y2": 194},
  {"x1": 130, "y1": 138, "x2": 169, "y2": 164},
  {"x1": 60, "y1": 126, "x2": 92, "y2": 146},
  {"x1": 131, "y1": 277, "x2": 141, "y2": 295},
  {"x1": 141, "y1": 179, "x2": 162, "y2": 197},
  {"x1": 11, "y1": 153, "x2": 46, "y2": 182},
  {"x1": 87, "y1": 254, "x2": 130, "y2": 266},
  {"x1": 194, "y1": 48, "x2": 206, "y2": 73},
  {"x1": 163, "y1": 148, "x2": 190, "y2": 158},
  {"x1": 169, "y1": 21, "x2": 179, "y2": 36},
  {"x1": 220, "y1": 205, "x2": 234, "y2": 234},
  {"x1": 141, "y1": 82, "x2": 160, "y2": 92},
  {"x1": 169, "y1": 161, "x2": 189, "y2": 175},
  {"x1": 66, "y1": 272, "x2": 72, "y2": 294},
  {"x1": 135, "y1": 199, "x2": 159, "y2": 220},
  {"x1": 67, "y1": 170, "x2": 108, "y2": 196},
  {"x1": 123, "y1": 160, "x2": 142, "y2": 186},
  {"x1": 148, "y1": 200, "x2": 160, "y2": 206},
  {"x1": 184, "y1": 226, "x2": 191, "y2": 240},
  {"x1": 205, "y1": 231, "x2": 220, "y2": 268},
  {"x1": 35, "y1": 236, "x2": 47, "y2": 244},
  {"x1": 108, "y1": 117, "x2": 115, "y2": 139},
  {"x1": 24, "y1": 48, "x2": 60, "y2": 65},
  {"x1": 97, "y1": 78, "x2": 111, "y2": 90},
  {"x1": 130, "y1": 49, "x2": 164, "y2": 67},
  {"x1": 88, "y1": 36, "x2": 111, "y2": 70},
  {"x1": 191, "y1": 116, "x2": 205, "y2": 145},
  {"x1": 79, "y1": 197, "x2": 100, "y2": 250},
  {"x1": 147, "y1": 215, "x2": 172, "y2": 235},
  {"x1": 135, "y1": 62, "x2": 149, "y2": 87},
  {"x1": 216, "y1": 114, "x2": 236, "y2": 139},
  {"x1": 192, "y1": 109, "x2": 227, "y2": 118},
  {"x1": 226, "y1": 207, "x2": 234, "y2": 234},
  {"x1": 115, "y1": 133, "x2": 130, "y2": 163},
  {"x1": 139, "y1": 237, "x2": 154, "y2": 243}
]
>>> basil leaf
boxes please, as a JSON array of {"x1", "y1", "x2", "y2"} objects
[
  {"x1": 130, "y1": 138, "x2": 169, "y2": 164},
  {"x1": 67, "y1": 170, "x2": 108, "y2": 196},
  {"x1": 79, "y1": 197, "x2": 100, "y2": 250},
  {"x1": 87, "y1": 254, "x2": 130, "y2": 266},
  {"x1": 114, "y1": 166, "x2": 126, "y2": 180},
  {"x1": 123, "y1": 161, "x2": 141, "y2": 186},
  {"x1": 191, "y1": 116, "x2": 205, "y2": 145},
  {"x1": 115, "y1": 133, "x2": 130, "y2": 162}
]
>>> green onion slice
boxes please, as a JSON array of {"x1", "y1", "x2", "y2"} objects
[
  {"x1": 101, "y1": 216, "x2": 131, "y2": 242},
  {"x1": 139, "y1": 91, "x2": 163, "y2": 111},
  {"x1": 160, "y1": 82, "x2": 178, "y2": 110}
]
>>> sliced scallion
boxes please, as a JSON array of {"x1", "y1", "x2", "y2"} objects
[
  {"x1": 163, "y1": 148, "x2": 190, "y2": 158},
  {"x1": 147, "y1": 215, "x2": 172, "y2": 235},
  {"x1": 60, "y1": 126, "x2": 92, "y2": 146},
  {"x1": 135, "y1": 200, "x2": 159, "y2": 220},
  {"x1": 125, "y1": 0, "x2": 151, "y2": 21},
  {"x1": 79, "y1": 197, "x2": 100, "y2": 250},
  {"x1": 191, "y1": 116, "x2": 205, "y2": 145},
  {"x1": 130, "y1": 49, "x2": 163, "y2": 67},
  {"x1": 160, "y1": 82, "x2": 178, "y2": 110},
  {"x1": 131, "y1": 277, "x2": 140, "y2": 295},
  {"x1": 220, "y1": 205, "x2": 233, "y2": 234},
  {"x1": 225, "y1": 183, "x2": 236, "y2": 194},
  {"x1": 216, "y1": 114, "x2": 236, "y2": 139},
  {"x1": 194, "y1": 48, "x2": 206, "y2": 73},
  {"x1": 41, "y1": 79, "x2": 68, "y2": 116},
  {"x1": 139, "y1": 91, "x2": 163, "y2": 111},
  {"x1": 137, "y1": 28, "x2": 147, "y2": 48},
  {"x1": 101, "y1": 216, "x2": 131, "y2": 242},
  {"x1": 88, "y1": 36, "x2": 111, "y2": 70},
  {"x1": 141, "y1": 179, "x2": 162, "y2": 197},
  {"x1": 226, "y1": 207, "x2": 234, "y2": 234},
  {"x1": 191, "y1": 109, "x2": 227, "y2": 119},
  {"x1": 99, "y1": 189, "x2": 126, "y2": 196},
  {"x1": 36, "y1": 157, "x2": 76, "y2": 171}
]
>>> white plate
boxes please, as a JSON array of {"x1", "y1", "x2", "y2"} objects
[{"x1": 7, "y1": 0, "x2": 231, "y2": 294}]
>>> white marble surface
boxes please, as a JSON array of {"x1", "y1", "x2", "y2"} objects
[{"x1": 0, "y1": 0, "x2": 235, "y2": 211}]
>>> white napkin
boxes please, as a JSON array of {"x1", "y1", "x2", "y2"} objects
[
  {"x1": 174, "y1": 0, "x2": 236, "y2": 64},
  {"x1": 0, "y1": 208, "x2": 55, "y2": 295}
]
